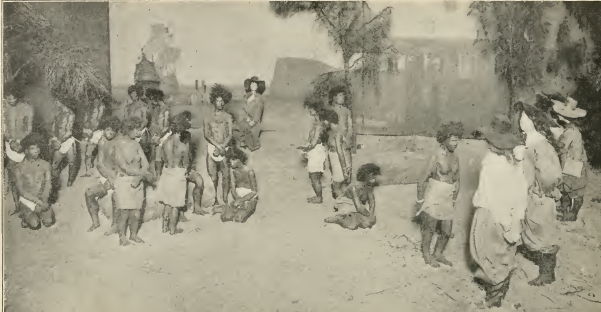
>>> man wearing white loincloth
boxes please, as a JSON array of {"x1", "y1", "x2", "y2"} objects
[
  {"x1": 221, "y1": 147, "x2": 258, "y2": 223},
  {"x1": 515, "y1": 108, "x2": 563, "y2": 286},
  {"x1": 297, "y1": 99, "x2": 330, "y2": 204},
  {"x1": 3, "y1": 86, "x2": 34, "y2": 215},
  {"x1": 49, "y1": 94, "x2": 77, "y2": 205},
  {"x1": 81, "y1": 97, "x2": 105, "y2": 177},
  {"x1": 415, "y1": 121, "x2": 463, "y2": 268},
  {"x1": 112, "y1": 117, "x2": 154, "y2": 246},
  {"x1": 157, "y1": 113, "x2": 204, "y2": 234},
  {"x1": 470, "y1": 114, "x2": 528, "y2": 309},
  {"x1": 14, "y1": 133, "x2": 55, "y2": 230},
  {"x1": 204, "y1": 84, "x2": 234, "y2": 212},
  {"x1": 83, "y1": 117, "x2": 120, "y2": 233}
]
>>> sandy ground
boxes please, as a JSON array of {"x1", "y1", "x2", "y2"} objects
[{"x1": 3, "y1": 98, "x2": 601, "y2": 312}]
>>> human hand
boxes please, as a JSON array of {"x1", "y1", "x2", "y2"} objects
[
  {"x1": 36, "y1": 202, "x2": 50, "y2": 213},
  {"x1": 245, "y1": 117, "x2": 251, "y2": 123},
  {"x1": 249, "y1": 120, "x2": 256, "y2": 127}
]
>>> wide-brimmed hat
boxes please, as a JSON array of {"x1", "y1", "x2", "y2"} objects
[
  {"x1": 485, "y1": 114, "x2": 526, "y2": 150},
  {"x1": 552, "y1": 97, "x2": 586, "y2": 119},
  {"x1": 244, "y1": 76, "x2": 266, "y2": 95}
]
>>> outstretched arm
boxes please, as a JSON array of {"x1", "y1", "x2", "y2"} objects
[
  {"x1": 348, "y1": 185, "x2": 371, "y2": 217},
  {"x1": 238, "y1": 170, "x2": 258, "y2": 203}
]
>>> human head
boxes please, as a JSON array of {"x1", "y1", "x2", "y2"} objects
[
  {"x1": 357, "y1": 163, "x2": 382, "y2": 186},
  {"x1": 210, "y1": 84, "x2": 232, "y2": 111},
  {"x1": 147, "y1": 88, "x2": 164, "y2": 105},
  {"x1": 170, "y1": 113, "x2": 192, "y2": 133},
  {"x1": 4, "y1": 85, "x2": 24, "y2": 105},
  {"x1": 20, "y1": 133, "x2": 46, "y2": 160},
  {"x1": 485, "y1": 114, "x2": 526, "y2": 151},
  {"x1": 121, "y1": 117, "x2": 143, "y2": 139},
  {"x1": 303, "y1": 97, "x2": 323, "y2": 117},
  {"x1": 328, "y1": 85, "x2": 348, "y2": 107},
  {"x1": 244, "y1": 76, "x2": 266, "y2": 94},
  {"x1": 226, "y1": 147, "x2": 248, "y2": 169},
  {"x1": 436, "y1": 121, "x2": 463, "y2": 152},
  {"x1": 100, "y1": 116, "x2": 121, "y2": 140},
  {"x1": 181, "y1": 111, "x2": 192, "y2": 124},
  {"x1": 127, "y1": 85, "x2": 141, "y2": 101}
]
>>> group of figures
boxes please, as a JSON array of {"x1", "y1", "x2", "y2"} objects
[
  {"x1": 2, "y1": 75, "x2": 266, "y2": 246},
  {"x1": 3, "y1": 74, "x2": 590, "y2": 308},
  {"x1": 298, "y1": 86, "x2": 590, "y2": 309}
]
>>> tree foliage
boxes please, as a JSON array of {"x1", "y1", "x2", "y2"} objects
[
  {"x1": 3, "y1": 2, "x2": 109, "y2": 104},
  {"x1": 269, "y1": 1, "x2": 396, "y2": 85},
  {"x1": 468, "y1": 1, "x2": 592, "y2": 118}
]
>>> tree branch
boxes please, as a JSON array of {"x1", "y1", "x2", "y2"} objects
[
  {"x1": 6, "y1": 56, "x2": 35, "y2": 82},
  {"x1": 361, "y1": 6, "x2": 393, "y2": 29},
  {"x1": 349, "y1": 55, "x2": 364, "y2": 69}
]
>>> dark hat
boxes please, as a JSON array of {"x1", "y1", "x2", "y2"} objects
[
  {"x1": 244, "y1": 76, "x2": 266, "y2": 95},
  {"x1": 485, "y1": 114, "x2": 525, "y2": 150}
]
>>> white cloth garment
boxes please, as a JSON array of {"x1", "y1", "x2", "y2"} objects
[
  {"x1": 5, "y1": 140, "x2": 25, "y2": 162},
  {"x1": 236, "y1": 187, "x2": 256, "y2": 199},
  {"x1": 90, "y1": 130, "x2": 104, "y2": 144},
  {"x1": 156, "y1": 167, "x2": 187, "y2": 207},
  {"x1": 19, "y1": 196, "x2": 37, "y2": 211},
  {"x1": 416, "y1": 178, "x2": 456, "y2": 220},
  {"x1": 59, "y1": 137, "x2": 76, "y2": 154},
  {"x1": 158, "y1": 131, "x2": 172, "y2": 147},
  {"x1": 307, "y1": 144, "x2": 327, "y2": 173},
  {"x1": 207, "y1": 143, "x2": 228, "y2": 162}
]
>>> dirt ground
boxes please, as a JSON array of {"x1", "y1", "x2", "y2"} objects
[{"x1": 3, "y1": 98, "x2": 601, "y2": 312}]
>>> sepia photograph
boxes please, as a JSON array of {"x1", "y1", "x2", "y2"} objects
[{"x1": 2, "y1": 1, "x2": 601, "y2": 311}]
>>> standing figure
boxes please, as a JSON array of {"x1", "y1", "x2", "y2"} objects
[
  {"x1": 221, "y1": 147, "x2": 258, "y2": 223},
  {"x1": 237, "y1": 76, "x2": 265, "y2": 152},
  {"x1": 204, "y1": 84, "x2": 233, "y2": 211},
  {"x1": 81, "y1": 97, "x2": 105, "y2": 177},
  {"x1": 14, "y1": 133, "x2": 55, "y2": 230},
  {"x1": 147, "y1": 89, "x2": 171, "y2": 177},
  {"x1": 3, "y1": 87, "x2": 33, "y2": 214},
  {"x1": 126, "y1": 87, "x2": 152, "y2": 160},
  {"x1": 328, "y1": 85, "x2": 354, "y2": 179},
  {"x1": 112, "y1": 117, "x2": 154, "y2": 246},
  {"x1": 549, "y1": 97, "x2": 588, "y2": 222},
  {"x1": 415, "y1": 122, "x2": 463, "y2": 268},
  {"x1": 157, "y1": 113, "x2": 204, "y2": 234},
  {"x1": 323, "y1": 109, "x2": 349, "y2": 201},
  {"x1": 324, "y1": 163, "x2": 381, "y2": 230},
  {"x1": 297, "y1": 99, "x2": 329, "y2": 204},
  {"x1": 470, "y1": 114, "x2": 528, "y2": 309},
  {"x1": 515, "y1": 108, "x2": 563, "y2": 286},
  {"x1": 49, "y1": 93, "x2": 77, "y2": 205},
  {"x1": 83, "y1": 117, "x2": 120, "y2": 232}
]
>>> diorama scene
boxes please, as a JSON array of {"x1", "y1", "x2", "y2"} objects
[{"x1": 3, "y1": 1, "x2": 601, "y2": 312}]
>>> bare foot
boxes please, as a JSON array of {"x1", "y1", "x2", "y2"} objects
[
  {"x1": 193, "y1": 208, "x2": 209, "y2": 215},
  {"x1": 170, "y1": 228, "x2": 184, "y2": 235},
  {"x1": 307, "y1": 196, "x2": 323, "y2": 204},
  {"x1": 130, "y1": 236, "x2": 145, "y2": 244},
  {"x1": 80, "y1": 174, "x2": 92, "y2": 178},
  {"x1": 104, "y1": 226, "x2": 119, "y2": 236},
  {"x1": 87, "y1": 223, "x2": 100, "y2": 232},
  {"x1": 179, "y1": 213, "x2": 190, "y2": 222},
  {"x1": 119, "y1": 238, "x2": 130, "y2": 246},
  {"x1": 423, "y1": 254, "x2": 440, "y2": 268},
  {"x1": 212, "y1": 205, "x2": 224, "y2": 215},
  {"x1": 434, "y1": 255, "x2": 453, "y2": 267}
]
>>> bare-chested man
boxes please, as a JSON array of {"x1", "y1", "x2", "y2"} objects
[
  {"x1": 126, "y1": 87, "x2": 152, "y2": 160},
  {"x1": 3, "y1": 86, "x2": 34, "y2": 214},
  {"x1": 14, "y1": 133, "x2": 55, "y2": 230},
  {"x1": 204, "y1": 84, "x2": 233, "y2": 211},
  {"x1": 328, "y1": 85, "x2": 354, "y2": 175},
  {"x1": 221, "y1": 147, "x2": 258, "y2": 223},
  {"x1": 83, "y1": 116, "x2": 120, "y2": 232},
  {"x1": 157, "y1": 113, "x2": 205, "y2": 234},
  {"x1": 49, "y1": 93, "x2": 77, "y2": 205},
  {"x1": 322, "y1": 109, "x2": 351, "y2": 200},
  {"x1": 147, "y1": 89, "x2": 171, "y2": 177},
  {"x1": 81, "y1": 97, "x2": 105, "y2": 177},
  {"x1": 112, "y1": 117, "x2": 153, "y2": 246}
]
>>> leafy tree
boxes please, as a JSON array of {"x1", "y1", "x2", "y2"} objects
[
  {"x1": 468, "y1": 1, "x2": 591, "y2": 123},
  {"x1": 269, "y1": 1, "x2": 395, "y2": 87},
  {"x1": 3, "y1": 2, "x2": 109, "y2": 106}
]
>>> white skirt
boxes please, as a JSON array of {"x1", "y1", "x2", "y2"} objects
[
  {"x1": 207, "y1": 143, "x2": 228, "y2": 162},
  {"x1": 156, "y1": 167, "x2": 187, "y2": 207},
  {"x1": 416, "y1": 178, "x2": 456, "y2": 220},
  {"x1": 328, "y1": 152, "x2": 345, "y2": 182},
  {"x1": 307, "y1": 144, "x2": 327, "y2": 173},
  {"x1": 5, "y1": 141, "x2": 25, "y2": 162}
]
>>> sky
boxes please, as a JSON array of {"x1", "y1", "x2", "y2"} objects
[{"x1": 109, "y1": 1, "x2": 478, "y2": 87}]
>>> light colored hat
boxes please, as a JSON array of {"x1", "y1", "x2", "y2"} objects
[{"x1": 552, "y1": 97, "x2": 586, "y2": 118}]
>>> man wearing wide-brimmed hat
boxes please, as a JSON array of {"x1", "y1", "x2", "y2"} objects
[
  {"x1": 470, "y1": 114, "x2": 528, "y2": 309},
  {"x1": 237, "y1": 76, "x2": 266, "y2": 152},
  {"x1": 548, "y1": 96, "x2": 588, "y2": 222}
]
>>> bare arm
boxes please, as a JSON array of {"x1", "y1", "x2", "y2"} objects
[
  {"x1": 182, "y1": 143, "x2": 190, "y2": 170},
  {"x1": 40, "y1": 167, "x2": 51, "y2": 204},
  {"x1": 346, "y1": 108, "x2": 354, "y2": 145},
  {"x1": 238, "y1": 170, "x2": 258, "y2": 203},
  {"x1": 97, "y1": 144, "x2": 116, "y2": 182},
  {"x1": 417, "y1": 155, "x2": 436, "y2": 201},
  {"x1": 224, "y1": 115, "x2": 234, "y2": 147},
  {"x1": 230, "y1": 169, "x2": 239, "y2": 201},
  {"x1": 203, "y1": 118, "x2": 223, "y2": 149},
  {"x1": 348, "y1": 185, "x2": 371, "y2": 217},
  {"x1": 307, "y1": 123, "x2": 323, "y2": 149}
]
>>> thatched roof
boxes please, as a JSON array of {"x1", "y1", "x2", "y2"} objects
[{"x1": 134, "y1": 54, "x2": 161, "y2": 84}]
